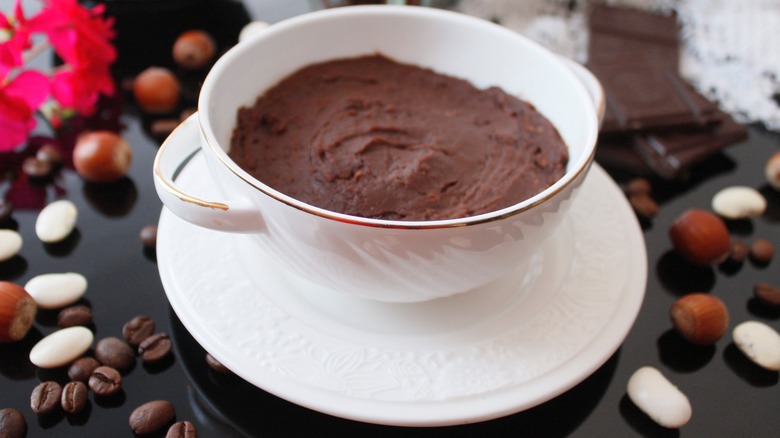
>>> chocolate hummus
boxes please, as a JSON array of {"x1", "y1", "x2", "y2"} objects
[{"x1": 229, "y1": 55, "x2": 568, "y2": 221}]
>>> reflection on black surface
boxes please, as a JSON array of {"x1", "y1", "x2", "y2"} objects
[
  {"x1": 93, "y1": 389, "x2": 127, "y2": 409},
  {"x1": 82, "y1": 178, "x2": 138, "y2": 218},
  {"x1": 142, "y1": 353, "x2": 176, "y2": 375},
  {"x1": 723, "y1": 217, "x2": 755, "y2": 237},
  {"x1": 656, "y1": 251, "x2": 716, "y2": 295},
  {"x1": 747, "y1": 297, "x2": 780, "y2": 319},
  {"x1": 759, "y1": 184, "x2": 780, "y2": 224},
  {"x1": 718, "y1": 256, "x2": 745, "y2": 276},
  {"x1": 619, "y1": 394, "x2": 680, "y2": 438},
  {"x1": 43, "y1": 229, "x2": 81, "y2": 257},
  {"x1": 36, "y1": 365, "x2": 70, "y2": 384},
  {"x1": 0, "y1": 255, "x2": 28, "y2": 281},
  {"x1": 64, "y1": 401, "x2": 92, "y2": 426},
  {"x1": 723, "y1": 343, "x2": 779, "y2": 387},
  {"x1": 36, "y1": 407, "x2": 66, "y2": 430},
  {"x1": 657, "y1": 329, "x2": 715, "y2": 373},
  {"x1": 0, "y1": 326, "x2": 43, "y2": 380},
  {"x1": 170, "y1": 308, "x2": 619, "y2": 437}
]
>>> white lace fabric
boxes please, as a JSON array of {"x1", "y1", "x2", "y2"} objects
[{"x1": 456, "y1": 0, "x2": 780, "y2": 131}]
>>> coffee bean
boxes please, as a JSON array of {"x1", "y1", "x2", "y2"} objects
[
  {"x1": 36, "y1": 144, "x2": 63, "y2": 168},
  {"x1": 167, "y1": 420, "x2": 197, "y2": 438},
  {"x1": 0, "y1": 407, "x2": 26, "y2": 438},
  {"x1": 57, "y1": 304, "x2": 93, "y2": 328},
  {"x1": 95, "y1": 336, "x2": 136, "y2": 372},
  {"x1": 751, "y1": 239, "x2": 775, "y2": 264},
  {"x1": 205, "y1": 353, "x2": 230, "y2": 374},
  {"x1": 624, "y1": 177, "x2": 652, "y2": 196},
  {"x1": 61, "y1": 381, "x2": 88, "y2": 414},
  {"x1": 629, "y1": 193, "x2": 659, "y2": 219},
  {"x1": 88, "y1": 365, "x2": 122, "y2": 396},
  {"x1": 122, "y1": 315, "x2": 155, "y2": 348},
  {"x1": 30, "y1": 381, "x2": 62, "y2": 415},
  {"x1": 754, "y1": 282, "x2": 780, "y2": 306},
  {"x1": 129, "y1": 400, "x2": 176, "y2": 435},
  {"x1": 68, "y1": 356, "x2": 100, "y2": 383},
  {"x1": 139, "y1": 225, "x2": 158, "y2": 249},
  {"x1": 0, "y1": 200, "x2": 13, "y2": 223},
  {"x1": 138, "y1": 333, "x2": 172, "y2": 364},
  {"x1": 22, "y1": 156, "x2": 53, "y2": 180}
]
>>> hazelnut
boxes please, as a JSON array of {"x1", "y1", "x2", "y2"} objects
[
  {"x1": 0, "y1": 281, "x2": 37, "y2": 343},
  {"x1": 73, "y1": 131, "x2": 133, "y2": 183},
  {"x1": 172, "y1": 30, "x2": 216, "y2": 70},
  {"x1": 750, "y1": 238, "x2": 775, "y2": 264},
  {"x1": 670, "y1": 293, "x2": 729, "y2": 345},
  {"x1": 132, "y1": 67, "x2": 181, "y2": 113},
  {"x1": 765, "y1": 151, "x2": 780, "y2": 191},
  {"x1": 668, "y1": 208, "x2": 731, "y2": 266}
]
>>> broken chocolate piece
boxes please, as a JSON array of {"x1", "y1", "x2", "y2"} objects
[{"x1": 633, "y1": 110, "x2": 748, "y2": 179}]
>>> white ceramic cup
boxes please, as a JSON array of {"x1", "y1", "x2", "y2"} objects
[{"x1": 154, "y1": 5, "x2": 603, "y2": 303}]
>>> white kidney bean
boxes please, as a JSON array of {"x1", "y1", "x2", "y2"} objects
[
  {"x1": 29, "y1": 326, "x2": 93, "y2": 368},
  {"x1": 35, "y1": 199, "x2": 78, "y2": 243},
  {"x1": 238, "y1": 20, "x2": 269, "y2": 42},
  {"x1": 711, "y1": 186, "x2": 766, "y2": 220},
  {"x1": 733, "y1": 320, "x2": 780, "y2": 371},
  {"x1": 0, "y1": 229, "x2": 22, "y2": 262},
  {"x1": 24, "y1": 272, "x2": 88, "y2": 309},
  {"x1": 627, "y1": 366, "x2": 692, "y2": 429}
]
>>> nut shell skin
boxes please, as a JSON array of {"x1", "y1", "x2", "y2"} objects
[
  {"x1": 73, "y1": 131, "x2": 133, "y2": 183},
  {"x1": 0, "y1": 282, "x2": 37, "y2": 343},
  {"x1": 668, "y1": 208, "x2": 731, "y2": 266},
  {"x1": 670, "y1": 293, "x2": 729, "y2": 345}
]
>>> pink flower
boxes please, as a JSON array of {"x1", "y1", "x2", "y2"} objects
[
  {"x1": 24, "y1": 0, "x2": 116, "y2": 115},
  {"x1": 51, "y1": 62, "x2": 113, "y2": 115},
  {"x1": 27, "y1": 0, "x2": 116, "y2": 67},
  {"x1": 0, "y1": 1, "x2": 32, "y2": 79},
  {"x1": 0, "y1": 70, "x2": 50, "y2": 151}
]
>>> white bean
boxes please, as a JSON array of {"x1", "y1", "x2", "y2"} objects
[
  {"x1": 711, "y1": 186, "x2": 766, "y2": 220},
  {"x1": 24, "y1": 272, "x2": 88, "y2": 310},
  {"x1": 35, "y1": 199, "x2": 78, "y2": 243},
  {"x1": 0, "y1": 229, "x2": 22, "y2": 262},
  {"x1": 29, "y1": 326, "x2": 93, "y2": 368},
  {"x1": 238, "y1": 20, "x2": 269, "y2": 42},
  {"x1": 733, "y1": 320, "x2": 780, "y2": 371},
  {"x1": 627, "y1": 366, "x2": 692, "y2": 429}
]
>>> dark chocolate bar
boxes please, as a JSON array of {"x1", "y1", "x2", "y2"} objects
[
  {"x1": 589, "y1": 4, "x2": 679, "y2": 47},
  {"x1": 588, "y1": 4, "x2": 747, "y2": 179},
  {"x1": 588, "y1": 4, "x2": 720, "y2": 134},
  {"x1": 592, "y1": 58, "x2": 721, "y2": 134}
]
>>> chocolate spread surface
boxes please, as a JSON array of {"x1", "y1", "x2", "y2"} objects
[{"x1": 229, "y1": 55, "x2": 568, "y2": 221}]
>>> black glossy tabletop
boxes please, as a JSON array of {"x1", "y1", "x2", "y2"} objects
[{"x1": 2, "y1": 2, "x2": 780, "y2": 437}]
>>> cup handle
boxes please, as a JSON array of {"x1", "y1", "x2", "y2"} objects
[
  {"x1": 153, "y1": 113, "x2": 266, "y2": 233},
  {"x1": 559, "y1": 57, "x2": 606, "y2": 128}
]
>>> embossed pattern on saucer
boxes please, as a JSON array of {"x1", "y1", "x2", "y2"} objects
[{"x1": 157, "y1": 152, "x2": 646, "y2": 427}]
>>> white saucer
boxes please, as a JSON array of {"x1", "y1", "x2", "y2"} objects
[{"x1": 157, "y1": 152, "x2": 646, "y2": 427}]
